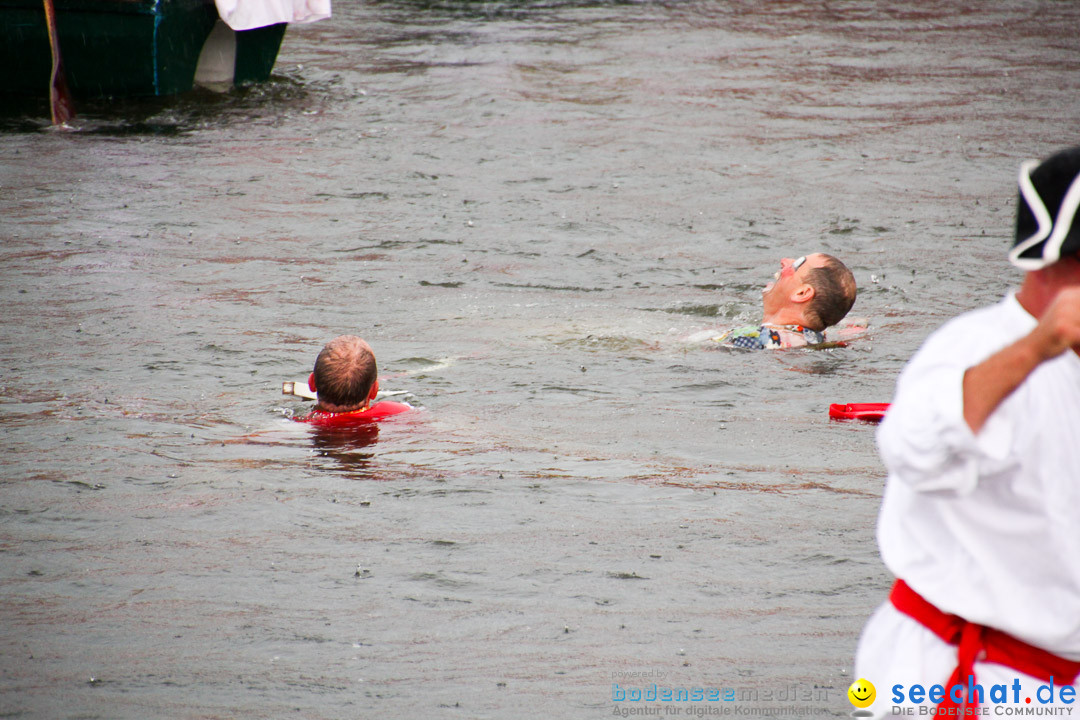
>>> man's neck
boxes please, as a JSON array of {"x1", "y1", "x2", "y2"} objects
[
  {"x1": 761, "y1": 309, "x2": 808, "y2": 328},
  {"x1": 314, "y1": 401, "x2": 370, "y2": 414},
  {"x1": 1015, "y1": 270, "x2": 1059, "y2": 320}
]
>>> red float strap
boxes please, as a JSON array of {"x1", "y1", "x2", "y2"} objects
[
  {"x1": 828, "y1": 402, "x2": 890, "y2": 422},
  {"x1": 890, "y1": 579, "x2": 1080, "y2": 713},
  {"x1": 295, "y1": 401, "x2": 413, "y2": 427}
]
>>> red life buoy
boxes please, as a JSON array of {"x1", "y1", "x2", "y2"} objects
[
  {"x1": 296, "y1": 401, "x2": 413, "y2": 427},
  {"x1": 828, "y1": 403, "x2": 890, "y2": 423}
]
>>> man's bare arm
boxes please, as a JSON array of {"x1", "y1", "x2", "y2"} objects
[{"x1": 962, "y1": 287, "x2": 1080, "y2": 433}]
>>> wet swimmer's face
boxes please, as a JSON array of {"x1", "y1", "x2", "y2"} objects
[
  {"x1": 761, "y1": 253, "x2": 827, "y2": 320},
  {"x1": 759, "y1": 252, "x2": 839, "y2": 323},
  {"x1": 762, "y1": 255, "x2": 807, "y2": 295}
]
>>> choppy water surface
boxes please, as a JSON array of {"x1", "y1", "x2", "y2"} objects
[{"x1": 2, "y1": 1, "x2": 1079, "y2": 717}]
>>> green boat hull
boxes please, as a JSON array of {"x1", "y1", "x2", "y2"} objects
[{"x1": 0, "y1": 0, "x2": 287, "y2": 98}]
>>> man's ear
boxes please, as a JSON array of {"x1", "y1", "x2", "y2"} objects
[
  {"x1": 367, "y1": 380, "x2": 380, "y2": 403},
  {"x1": 790, "y1": 283, "x2": 816, "y2": 305},
  {"x1": 308, "y1": 373, "x2": 317, "y2": 393}
]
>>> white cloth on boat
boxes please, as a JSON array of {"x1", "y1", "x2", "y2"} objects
[{"x1": 215, "y1": 0, "x2": 331, "y2": 31}]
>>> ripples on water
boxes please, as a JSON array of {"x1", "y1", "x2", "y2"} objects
[{"x1": 2, "y1": 1, "x2": 1079, "y2": 717}]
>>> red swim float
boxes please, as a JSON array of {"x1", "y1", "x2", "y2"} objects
[
  {"x1": 295, "y1": 401, "x2": 413, "y2": 427},
  {"x1": 828, "y1": 403, "x2": 890, "y2": 423}
]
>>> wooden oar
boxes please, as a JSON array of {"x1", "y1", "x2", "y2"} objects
[
  {"x1": 282, "y1": 381, "x2": 318, "y2": 401},
  {"x1": 42, "y1": 0, "x2": 75, "y2": 125},
  {"x1": 282, "y1": 381, "x2": 409, "y2": 402}
]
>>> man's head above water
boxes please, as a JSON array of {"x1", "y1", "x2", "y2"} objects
[
  {"x1": 760, "y1": 252, "x2": 857, "y2": 332},
  {"x1": 311, "y1": 335, "x2": 379, "y2": 414}
]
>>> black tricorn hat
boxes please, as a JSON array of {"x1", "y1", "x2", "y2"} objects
[{"x1": 1010, "y1": 146, "x2": 1080, "y2": 270}]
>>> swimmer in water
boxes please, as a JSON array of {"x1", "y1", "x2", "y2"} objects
[
  {"x1": 310, "y1": 335, "x2": 379, "y2": 413},
  {"x1": 718, "y1": 252, "x2": 857, "y2": 349},
  {"x1": 298, "y1": 335, "x2": 411, "y2": 424}
]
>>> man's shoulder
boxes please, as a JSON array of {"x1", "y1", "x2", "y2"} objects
[
  {"x1": 916, "y1": 293, "x2": 1030, "y2": 362},
  {"x1": 935, "y1": 294, "x2": 1026, "y2": 333}
]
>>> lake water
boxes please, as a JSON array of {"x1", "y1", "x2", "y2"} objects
[{"x1": 2, "y1": 1, "x2": 1079, "y2": 717}]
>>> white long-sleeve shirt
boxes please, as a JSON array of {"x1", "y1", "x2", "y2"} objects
[{"x1": 875, "y1": 292, "x2": 1080, "y2": 658}]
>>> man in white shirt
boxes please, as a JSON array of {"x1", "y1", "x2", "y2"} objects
[{"x1": 853, "y1": 146, "x2": 1080, "y2": 718}]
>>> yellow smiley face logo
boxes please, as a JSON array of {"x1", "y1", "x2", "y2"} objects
[{"x1": 847, "y1": 679, "x2": 876, "y2": 708}]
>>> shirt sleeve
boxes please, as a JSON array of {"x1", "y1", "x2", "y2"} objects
[{"x1": 876, "y1": 321, "x2": 1017, "y2": 495}]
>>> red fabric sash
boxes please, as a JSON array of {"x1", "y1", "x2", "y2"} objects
[{"x1": 890, "y1": 579, "x2": 1080, "y2": 712}]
